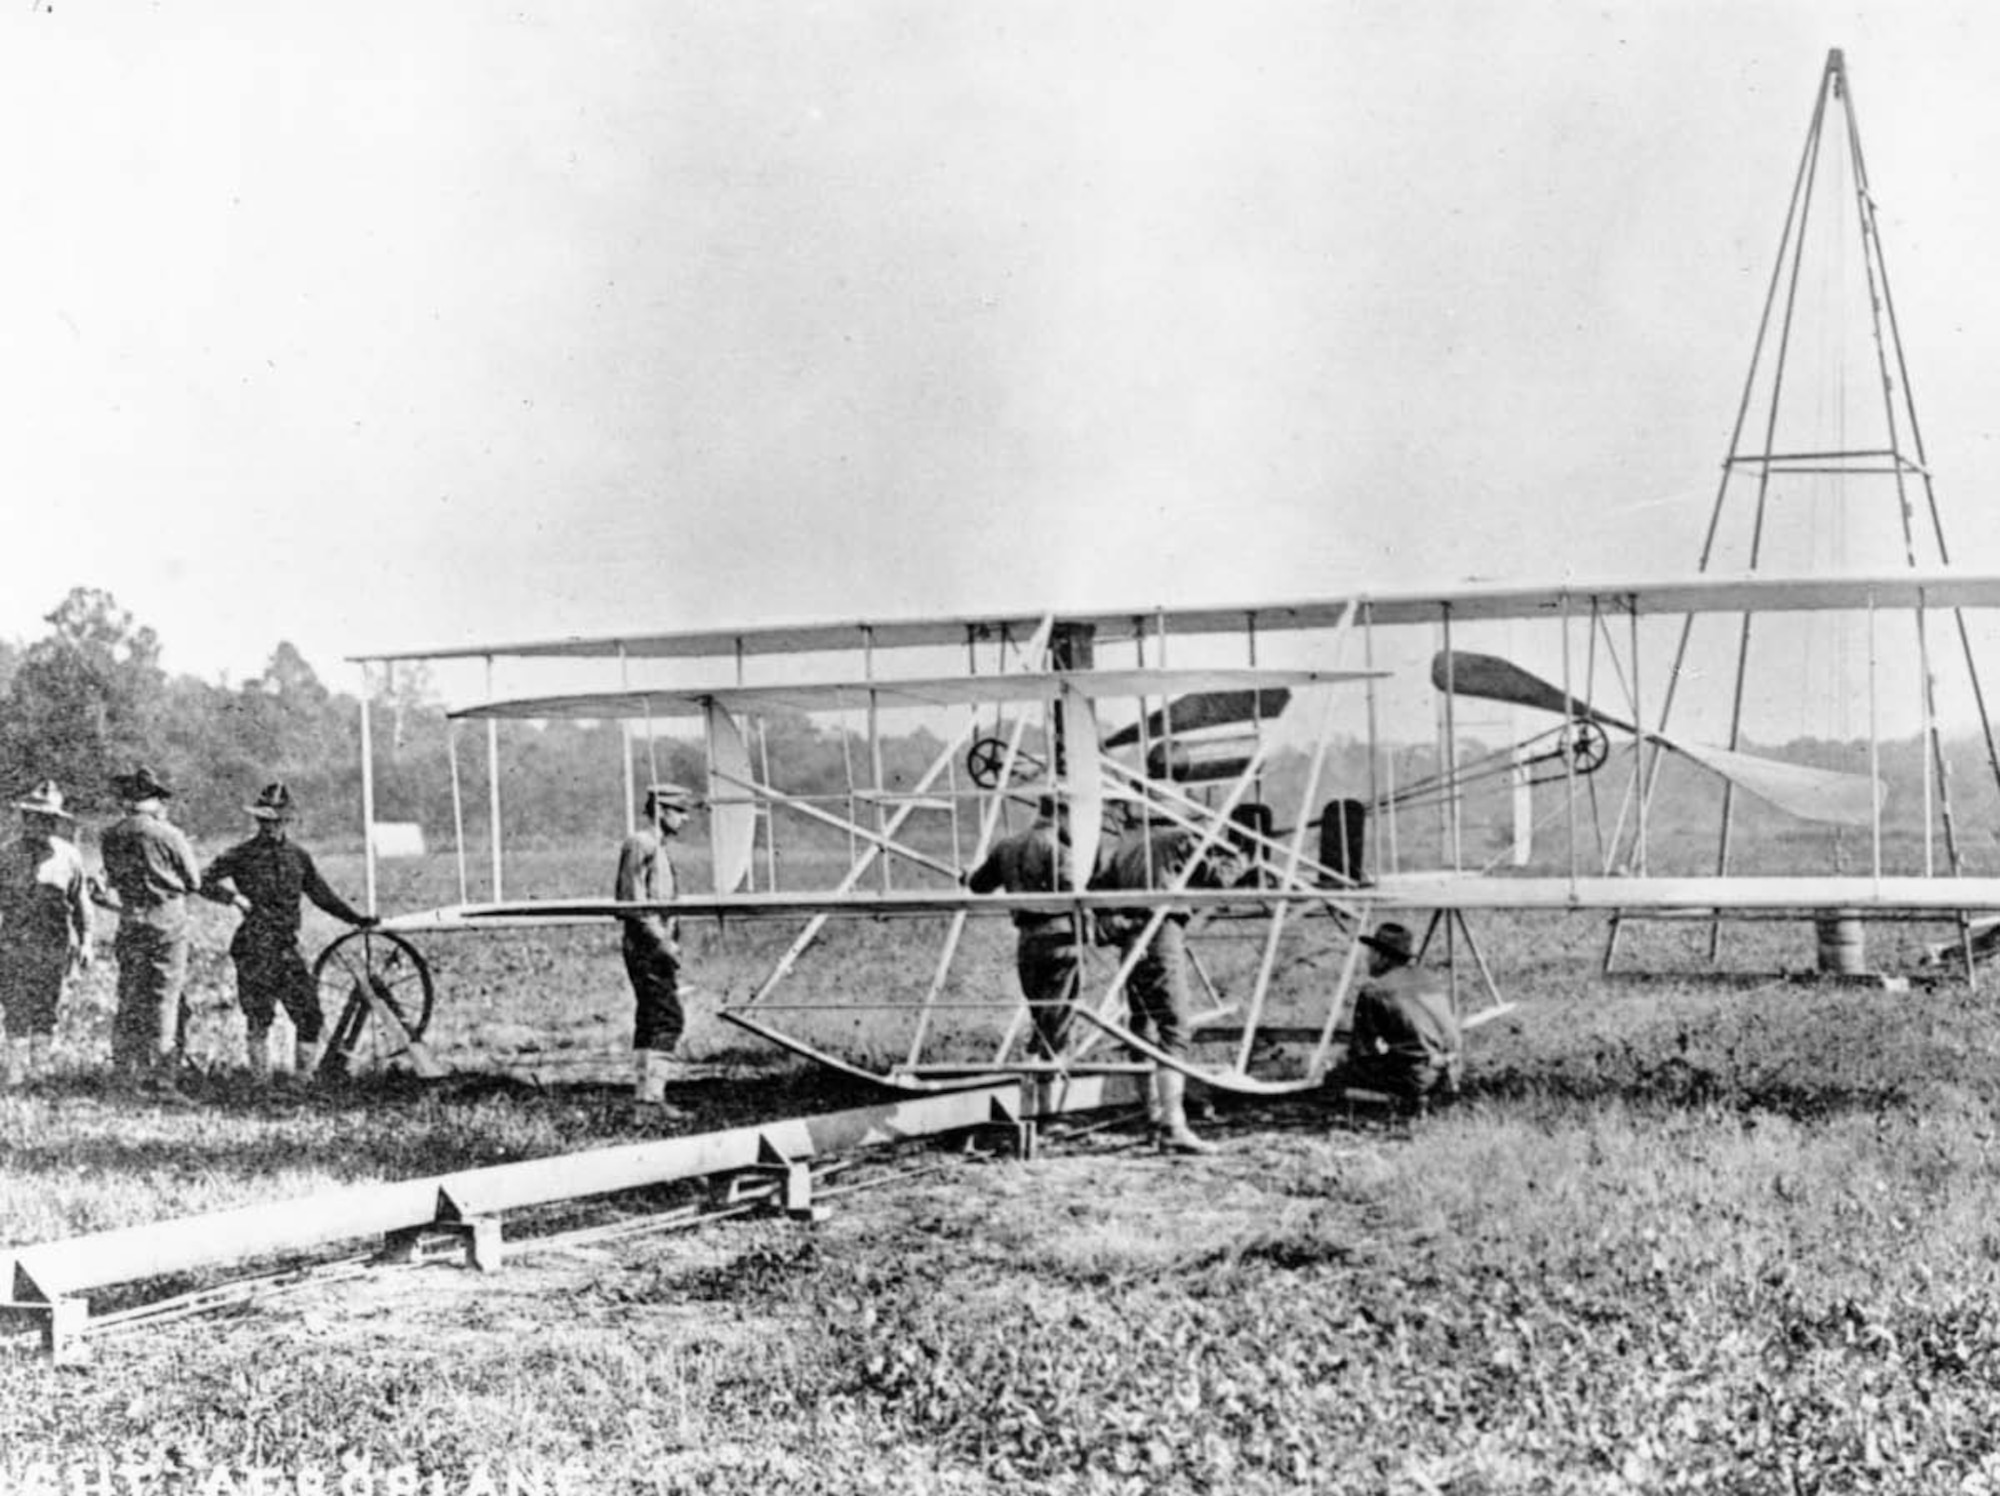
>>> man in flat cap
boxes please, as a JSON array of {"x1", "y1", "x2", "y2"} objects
[
  {"x1": 200, "y1": 782, "x2": 376, "y2": 1080},
  {"x1": 98, "y1": 765, "x2": 201, "y2": 1078},
  {"x1": 1341, "y1": 920, "x2": 1463, "y2": 1105},
  {"x1": 0, "y1": 781, "x2": 92, "y2": 1083},
  {"x1": 614, "y1": 782, "x2": 696, "y2": 1106}
]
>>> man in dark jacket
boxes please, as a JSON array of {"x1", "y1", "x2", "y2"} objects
[
  {"x1": 965, "y1": 794, "x2": 1087, "y2": 1058},
  {"x1": 200, "y1": 782, "x2": 375, "y2": 1080},
  {"x1": 1342, "y1": 921, "x2": 1463, "y2": 1105}
]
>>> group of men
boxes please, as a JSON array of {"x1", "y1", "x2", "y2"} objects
[
  {"x1": 964, "y1": 792, "x2": 1464, "y2": 1155},
  {"x1": 966, "y1": 794, "x2": 1242, "y2": 1154},
  {"x1": 0, "y1": 767, "x2": 375, "y2": 1085},
  {"x1": 3, "y1": 765, "x2": 1462, "y2": 1118}
]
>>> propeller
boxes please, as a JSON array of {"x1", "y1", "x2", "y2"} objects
[
  {"x1": 1431, "y1": 651, "x2": 1884, "y2": 827},
  {"x1": 1101, "y1": 687, "x2": 1292, "y2": 750}
]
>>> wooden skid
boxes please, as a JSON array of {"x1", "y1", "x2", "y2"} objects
[
  {"x1": 717, "y1": 1010, "x2": 1015, "y2": 1094},
  {"x1": 1068, "y1": 1007, "x2": 1328, "y2": 1097}
]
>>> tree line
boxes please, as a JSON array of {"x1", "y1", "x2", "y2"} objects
[{"x1": 0, "y1": 588, "x2": 952, "y2": 848}]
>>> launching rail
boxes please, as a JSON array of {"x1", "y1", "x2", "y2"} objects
[{"x1": 0, "y1": 1074, "x2": 1142, "y2": 1364}]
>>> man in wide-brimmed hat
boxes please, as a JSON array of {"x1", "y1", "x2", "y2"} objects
[
  {"x1": 200, "y1": 782, "x2": 375, "y2": 1081},
  {"x1": 1340, "y1": 920, "x2": 1463, "y2": 1105},
  {"x1": 614, "y1": 783, "x2": 699, "y2": 1107},
  {"x1": 0, "y1": 782, "x2": 92, "y2": 1083},
  {"x1": 98, "y1": 764, "x2": 202, "y2": 1076}
]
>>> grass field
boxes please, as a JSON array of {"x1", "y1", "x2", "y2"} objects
[{"x1": 4, "y1": 848, "x2": 2000, "y2": 1491}]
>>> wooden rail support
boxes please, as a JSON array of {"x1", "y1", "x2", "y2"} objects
[
  {"x1": 0, "y1": 1295, "x2": 87, "y2": 1365},
  {"x1": 381, "y1": 1186, "x2": 506, "y2": 1271},
  {"x1": 965, "y1": 1089, "x2": 1038, "y2": 1159},
  {"x1": 962, "y1": 1117, "x2": 1038, "y2": 1160},
  {"x1": 382, "y1": 1216, "x2": 504, "y2": 1273},
  {"x1": 716, "y1": 1136, "x2": 828, "y2": 1222},
  {"x1": 721, "y1": 1159, "x2": 825, "y2": 1222}
]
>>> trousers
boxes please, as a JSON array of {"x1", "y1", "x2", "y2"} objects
[
  {"x1": 623, "y1": 932, "x2": 683, "y2": 1053},
  {"x1": 233, "y1": 938, "x2": 325, "y2": 1042},
  {"x1": 112, "y1": 919, "x2": 188, "y2": 1068},
  {"x1": 1121, "y1": 918, "x2": 1193, "y2": 1059}
]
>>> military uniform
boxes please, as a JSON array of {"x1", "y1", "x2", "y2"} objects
[
  {"x1": 1093, "y1": 823, "x2": 1237, "y2": 1154},
  {"x1": 1096, "y1": 827, "x2": 1230, "y2": 1060},
  {"x1": 201, "y1": 834, "x2": 366, "y2": 1050},
  {"x1": 966, "y1": 816, "x2": 1086, "y2": 1058},
  {"x1": 1346, "y1": 964, "x2": 1462, "y2": 1103},
  {"x1": 100, "y1": 795, "x2": 201, "y2": 1071},
  {"x1": 615, "y1": 823, "x2": 685, "y2": 1053},
  {"x1": 0, "y1": 828, "x2": 90, "y2": 1041}
]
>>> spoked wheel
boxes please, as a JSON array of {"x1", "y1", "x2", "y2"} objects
[
  {"x1": 311, "y1": 929, "x2": 436, "y2": 1076},
  {"x1": 966, "y1": 736, "x2": 1012, "y2": 790},
  {"x1": 1564, "y1": 720, "x2": 1612, "y2": 775}
]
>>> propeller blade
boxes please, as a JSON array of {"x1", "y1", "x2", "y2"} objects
[
  {"x1": 1429, "y1": 651, "x2": 1634, "y2": 733},
  {"x1": 1431, "y1": 651, "x2": 1882, "y2": 827},
  {"x1": 1102, "y1": 687, "x2": 1292, "y2": 750},
  {"x1": 1664, "y1": 739, "x2": 1881, "y2": 827}
]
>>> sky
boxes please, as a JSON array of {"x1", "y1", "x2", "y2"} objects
[{"x1": 4, "y1": 0, "x2": 2000, "y2": 736}]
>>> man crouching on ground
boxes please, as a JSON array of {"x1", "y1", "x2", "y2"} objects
[{"x1": 1340, "y1": 920, "x2": 1463, "y2": 1107}]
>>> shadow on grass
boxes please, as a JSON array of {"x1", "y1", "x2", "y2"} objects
[
  {"x1": 0, "y1": 1063, "x2": 910, "y2": 1188},
  {"x1": 1466, "y1": 1058, "x2": 1910, "y2": 1121}
]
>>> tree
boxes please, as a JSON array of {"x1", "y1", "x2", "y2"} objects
[
  {"x1": 0, "y1": 588, "x2": 167, "y2": 810},
  {"x1": 259, "y1": 640, "x2": 330, "y2": 707}
]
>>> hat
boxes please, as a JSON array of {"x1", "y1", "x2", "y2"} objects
[
  {"x1": 644, "y1": 782, "x2": 696, "y2": 813},
  {"x1": 247, "y1": 782, "x2": 295, "y2": 820},
  {"x1": 1359, "y1": 921, "x2": 1416, "y2": 964},
  {"x1": 12, "y1": 781, "x2": 72, "y2": 820},
  {"x1": 112, "y1": 765, "x2": 173, "y2": 802}
]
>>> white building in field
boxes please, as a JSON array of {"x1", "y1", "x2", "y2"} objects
[{"x1": 369, "y1": 821, "x2": 427, "y2": 858}]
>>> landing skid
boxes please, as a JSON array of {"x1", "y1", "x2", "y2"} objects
[
  {"x1": 1068, "y1": 1007, "x2": 1329, "y2": 1097},
  {"x1": 719, "y1": 1009, "x2": 1017, "y2": 1094}
]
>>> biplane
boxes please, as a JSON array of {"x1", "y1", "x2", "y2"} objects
[{"x1": 305, "y1": 566, "x2": 2000, "y2": 1096}]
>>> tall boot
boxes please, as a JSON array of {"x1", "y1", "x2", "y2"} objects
[
  {"x1": 1144, "y1": 1070, "x2": 1166, "y2": 1137},
  {"x1": 1, "y1": 1038, "x2": 28, "y2": 1086},
  {"x1": 245, "y1": 1024, "x2": 273, "y2": 1082},
  {"x1": 632, "y1": 1049, "x2": 670, "y2": 1104},
  {"x1": 1157, "y1": 1070, "x2": 1217, "y2": 1156},
  {"x1": 24, "y1": 1034, "x2": 51, "y2": 1081}
]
